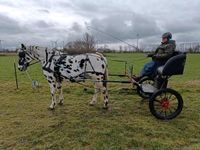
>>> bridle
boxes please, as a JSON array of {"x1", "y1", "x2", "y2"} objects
[{"x1": 18, "y1": 49, "x2": 40, "y2": 68}]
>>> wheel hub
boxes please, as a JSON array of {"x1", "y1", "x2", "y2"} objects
[{"x1": 161, "y1": 98, "x2": 170, "y2": 110}]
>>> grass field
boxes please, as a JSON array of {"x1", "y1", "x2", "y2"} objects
[{"x1": 0, "y1": 53, "x2": 200, "y2": 149}]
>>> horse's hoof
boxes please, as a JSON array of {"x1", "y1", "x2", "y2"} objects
[
  {"x1": 102, "y1": 106, "x2": 109, "y2": 110},
  {"x1": 89, "y1": 103, "x2": 95, "y2": 106},
  {"x1": 47, "y1": 107, "x2": 55, "y2": 111},
  {"x1": 58, "y1": 102, "x2": 64, "y2": 106}
]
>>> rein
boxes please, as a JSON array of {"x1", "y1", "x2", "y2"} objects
[{"x1": 28, "y1": 60, "x2": 40, "y2": 66}]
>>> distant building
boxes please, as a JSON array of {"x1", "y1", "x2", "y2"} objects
[{"x1": 97, "y1": 48, "x2": 111, "y2": 52}]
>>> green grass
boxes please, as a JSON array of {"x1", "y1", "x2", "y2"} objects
[{"x1": 0, "y1": 53, "x2": 200, "y2": 149}]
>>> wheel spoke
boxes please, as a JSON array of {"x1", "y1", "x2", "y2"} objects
[
  {"x1": 170, "y1": 101, "x2": 178, "y2": 105},
  {"x1": 169, "y1": 105, "x2": 178, "y2": 111},
  {"x1": 168, "y1": 108, "x2": 173, "y2": 114},
  {"x1": 154, "y1": 103, "x2": 162, "y2": 109},
  {"x1": 170, "y1": 96, "x2": 177, "y2": 101},
  {"x1": 154, "y1": 106, "x2": 162, "y2": 111},
  {"x1": 154, "y1": 103, "x2": 161, "y2": 106},
  {"x1": 160, "y1": 93, "x2": 166, "y2": 99},
  {"x1": 164, "y1": 111, "x2": 167, "y2": 118},
  {"x1": 166, "y1": 109, "x2": 171, "y2": 115},
  {"x1": 154, "y1": 99, "x2": 161, "y2": 103},
  {"x1": 167, "y1": 93, "x2": 173, "y2": 100},
  {"x1": 164, "y1": 92, "x2": 167, "y2": 99},
  {"x1": 158, "y1": 110, "x2": 164, "y2": 115}
]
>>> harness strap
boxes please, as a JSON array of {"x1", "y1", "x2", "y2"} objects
[
  {"x1": 86, "y1": 55, "x2": 96, "y2": 72},
  {"x1": 43, "y1": 49, "x2": 55, "y2": 71},
  {"x1": 68, "y1": 54, "x2": 100, "y2": 82},
  {"x1": 83, "y1": 55, "x2": 88, "y2": 79},
  {"x1": 45, "y1": 48, "x2": 48, "y2": 62},
  {"x1": 42, "y1": 66, "x2": 54, "y2": 73},
  {"x1": 68, "y1": 71, "x2": 104, "y2": 83},
  {"x1": 25, "y1": 52, "x2": 35, "y2": 60},
  {"x1": 28, "y1": 60, "x2": 40, "y2": 66}
]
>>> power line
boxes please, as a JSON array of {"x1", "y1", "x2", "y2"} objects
[{"x1": 86, "y1": 25, "x2": 137, "y2": 49}]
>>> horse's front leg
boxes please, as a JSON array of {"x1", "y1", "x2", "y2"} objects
[
  {"x1": 57, "y1": 82, "x2": 64, "y2": 105},
  {"x1": 48, "y1": 82, "x2": 57, "y2": 110},
  {"x1": 90, "y1": 84, "x2": 100, "y2": 106}
]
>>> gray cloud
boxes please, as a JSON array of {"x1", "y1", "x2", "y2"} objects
[
  {"x1": 161, "y1": 19, "x2": 200, "y2": 34},
  {"x1": 34, "y1": 20, "x2": 54, "y2": 28},
  {"x1": 175, "y1": 31, "x2": 200, "y2": 42},
  {"x1": 0, "y1": 14, "x2": 27, "y2": 34},
  {"x1": 0, "y1": 0, "x2": 200, "y2": 49},
  {"x1": 71, "y1": 22, "x2": 83, "y2": 32},
  {"x1": 89, "y1": 12, "x2": 161, "y2": 43},
  {"x1": 37, "y1": 9, "x2": 50, "y2": 14}
]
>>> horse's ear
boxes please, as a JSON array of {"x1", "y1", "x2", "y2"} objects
[{"x1": 21, "y1": 44, "x2": 26, "y2": 50}]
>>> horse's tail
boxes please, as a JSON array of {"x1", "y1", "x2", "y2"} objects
[
  {"x1": 96, "y1": 52, "x2": 107, "y2": 64},
  {"x1": 95, "y1": 52, "x2": 104, "y2": 57},
  {"x1": 103, "y1": 66, "x2": 108, "y2": 87},
  {"x1": 103, "y1": 57, "x2": 108, "y2": 88}
]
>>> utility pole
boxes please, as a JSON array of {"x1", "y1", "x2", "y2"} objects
[
  {"x1": 51, "y1": 40, "x2": 58, "y2": 49},
  {"x1": 62, "y1": 41, "x2": 65, "y2": 49},
  {"x1": 136, "y1": 33, "x2": 139, "y2": 52},
  {"x1": 53, "y1": 41, "x2": 57, "y2": 49},
  {"x1": 51, "y1": 41, "x2": 54, "y2": 48},
  {"x1": 0, "y1": 40, "x2": 3, "y2": 50},
  {"x1": 96, "y1": 40, "x2": 99, "y2": 49}
]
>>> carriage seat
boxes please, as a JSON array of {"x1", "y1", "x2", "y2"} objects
[{"x1": 157, "y1": 52, "x2": 187, "y2": 76}]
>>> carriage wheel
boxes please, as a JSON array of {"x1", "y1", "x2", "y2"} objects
[
  {"x1": 136, "y1": 76, "x2": 154, "y2": 99},
  {"x1": 149, "y1": 88, "x2": 183, "y2": 120}
]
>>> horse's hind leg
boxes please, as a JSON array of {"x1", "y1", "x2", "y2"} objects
[
  {"x1": 48, "y1": 82, "x2": 57, "y2": 110},
  {"x1": 102, "y1": 80, "x2": 109, "y2": 109}
]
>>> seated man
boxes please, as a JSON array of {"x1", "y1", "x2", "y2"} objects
[{"x1": 134, "y1": 32, "x2": 176, "y2": 81}]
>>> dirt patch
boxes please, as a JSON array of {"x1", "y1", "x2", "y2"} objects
[
  {"x1": 184, "y1": 80, "x2": 200, "y2": 88},
  {"x1": 0, "y1": 52, "x2": 17, "y2": 56}
]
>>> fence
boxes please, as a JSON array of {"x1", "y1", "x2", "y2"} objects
[
  {"x1": 0, "y1": 55, "x2": 47, "y2": 90},
  {"x1": 177, "y1": 42, "x2": 200, "y2": 53}
]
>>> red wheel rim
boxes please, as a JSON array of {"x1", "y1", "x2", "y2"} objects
[{"x1": 160, "y1": 98, "x2": 170, "y2": 110}]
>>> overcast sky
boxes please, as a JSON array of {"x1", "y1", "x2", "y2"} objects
[{"x1": 0, "y1": 0, "x2": 200, "y2": 49}]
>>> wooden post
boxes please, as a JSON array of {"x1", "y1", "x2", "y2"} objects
[
  {"x1": 124, "y1": 61, "x2": 127, "y2": 75},
  {"x1": 14, "y1": 62, "x2": 19, "y2": 89}
]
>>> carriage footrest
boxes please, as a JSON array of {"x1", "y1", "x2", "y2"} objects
[
  {"x1": 141, "y1": 84, "x2": 157, "y2": 93},
  {"x1": 69, "y1": 77, "x2": 85, "y2": 83}
]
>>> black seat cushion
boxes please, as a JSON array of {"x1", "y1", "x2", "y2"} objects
[{"x1": 157, "y1": 53, "x2": 187, "y2": 76}]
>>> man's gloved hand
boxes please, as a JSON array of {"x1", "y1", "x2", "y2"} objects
[
  {"x1": 152, "y1": 55, "x2": 156, "y2": 59},
  {"x1": 147, "y1": 53, "x2": 154, "y2": 57}
]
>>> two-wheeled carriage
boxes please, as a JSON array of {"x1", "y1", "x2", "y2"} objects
[{"x1": 104, "y1": 52, "x2": 187, "y2": 120}]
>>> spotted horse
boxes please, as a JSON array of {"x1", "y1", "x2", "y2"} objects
[{"x1": 18, "y1": 44, "x2": 109, "y2": 110}]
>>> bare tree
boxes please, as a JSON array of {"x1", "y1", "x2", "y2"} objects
[
  {"x1": 63, "y1": 32, "x2": 96, "y2": 54},
  {"x1": 82, "y1": 32, "x2": 95, "y2": 51}
]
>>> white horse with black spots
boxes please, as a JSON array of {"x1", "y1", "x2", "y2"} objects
[{"x1": 18, "y1": 44, "x2": 109, "y2": 110}]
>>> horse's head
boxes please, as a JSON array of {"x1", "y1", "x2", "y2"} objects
[{"x1": 18, "y1": 44, "x2": 35, "y2": 71}]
